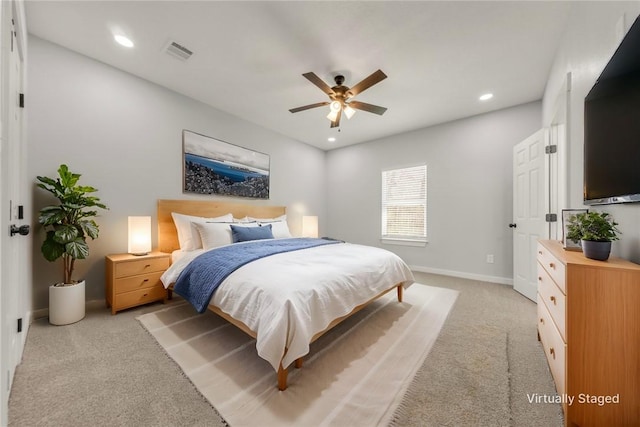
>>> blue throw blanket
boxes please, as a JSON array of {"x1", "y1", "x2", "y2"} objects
[{"x1": 174, "y1": 238, "x2": 341, "y2": 313}]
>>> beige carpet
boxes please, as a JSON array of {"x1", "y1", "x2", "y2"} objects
[{"x1": 137, "y1": 283, "x2": 458, "y2": 427}]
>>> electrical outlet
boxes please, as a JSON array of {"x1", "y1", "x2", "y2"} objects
[{"x1": 486, "y1": 254, "x2": 494, "y2": 264}]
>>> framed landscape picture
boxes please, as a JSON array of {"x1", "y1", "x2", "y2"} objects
[
  {"x1": 182, "y1": 130, "x2": 270, "y2": 199},
  {"x1": 562, "y1": 208, "x2": 588, "y2": 250}
]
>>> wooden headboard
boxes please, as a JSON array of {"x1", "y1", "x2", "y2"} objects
[{"x1": 157, "y1": 199, "x2": 286, "y2": 253}]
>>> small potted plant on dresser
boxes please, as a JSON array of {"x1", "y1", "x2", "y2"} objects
[
  {"x1": 565, "y1": 211, "x2": 620, "y2": 261},
  {"x1": 37, "y1": 164, "x2": 108, "y2": 325}
]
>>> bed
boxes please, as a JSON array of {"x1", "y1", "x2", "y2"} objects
[{"x1": 157, "y1": 199, "x2": 414, "y2": 390}]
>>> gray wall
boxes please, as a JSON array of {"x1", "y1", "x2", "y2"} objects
[
  {"x1": 27, "y1": 36, "x2": 326, "y2": 309},
  {"x1": 542, "y1": 3, "x2": 640, "y2": 263},
  {"x1": 326, "y1": 101, "x2": 541, "y2": 283},
  {"x1": 30, "y1": 2, "x2": 640, "y2": 311}
]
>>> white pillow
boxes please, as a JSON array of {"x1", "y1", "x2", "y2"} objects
[
  {"x1": 231, "y1": 222, "x2": 261, "y2": 228},
  {"x1": 247, "y1": 214, "x2": 287, "y2": 222},
  {"x1": 233, "y1": 216, "x2": 252, "y2": 223},
  {"x1": 268, "y1": 221, "x2": 293, "y2": 239},
  {"x1": 247, "y1": 215, "x2": 292, "y2": 239},
  {"x1": 193, "y1": 222, "x2": 233, "y2": 250},
  {"x1": 171, "y1": 212, "x2": 233, "y2": 251},
  {"x1": 194, "y1": 222, "x2": 261, "y2": 250}
]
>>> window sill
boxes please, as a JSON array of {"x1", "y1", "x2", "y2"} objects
[{"x1": 380, "y1": 238, "x2": 427, "y2": 247}]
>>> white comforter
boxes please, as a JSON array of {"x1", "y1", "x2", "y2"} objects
[{"x1": 161, "y1": 241, "x2": 414, "y2": 371}]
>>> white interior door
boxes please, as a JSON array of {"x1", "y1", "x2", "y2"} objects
[
  {"x1": 547, "y1": 72, "x2": 571, "y2": 240},
  {"x1": 513, "y1": 130, "x2": 548, "y2": 301},
  {"x1": 0, "y1": 2, "x2": 27, "y2": 424}
]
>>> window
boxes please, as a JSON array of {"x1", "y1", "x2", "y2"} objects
[{"x1": 381, "y1": 165, "x2": 427, "y2": 245}]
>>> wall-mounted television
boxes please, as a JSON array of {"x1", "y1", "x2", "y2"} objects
[{"x1": 584, "y1": 15, "x2": 640, "y2": 205}]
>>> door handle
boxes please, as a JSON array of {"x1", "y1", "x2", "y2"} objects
[
  {"x1": 9, "y1": 224, "x2": 30, "y2": 237},
  {"x1": 508, "y1": 223, "x2": 517, "y2": 228}
]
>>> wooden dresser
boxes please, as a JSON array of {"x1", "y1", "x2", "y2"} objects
[
  {"x1": 105, "y1": 252, "x2": 170, "y2": 314},
  {"x1": 537, "y1": 239, "x2": 640, "y2": 426}
]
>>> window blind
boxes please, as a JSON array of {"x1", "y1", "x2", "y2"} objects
[{"x1": 381, "y1": 165, "x2": 427, "y2": 242}]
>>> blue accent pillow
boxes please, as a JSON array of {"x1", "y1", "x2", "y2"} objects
[{"x1": 230, "y1": 224, "x2": 274, "y2": 243}]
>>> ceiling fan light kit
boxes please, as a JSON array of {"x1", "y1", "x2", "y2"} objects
[{"x1": 290, "y1": 69, "x2": 388, "y2": 128}]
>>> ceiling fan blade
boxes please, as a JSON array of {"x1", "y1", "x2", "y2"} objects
[
  {"x1": 330, "y1": 110, "x2": 342, "y2": 128},
  {"x1": 348, "y1": 100, "x2": 387, "y2": 115},
  {"x1": 348, "y1": 69, "x2": 387, "y2": 97},
  {"x1": 302, "y1": 72, "x2": 335, "y2": 96},
  {"x1": 289, "y1": 102, "x2": 330, "y2": 113}
]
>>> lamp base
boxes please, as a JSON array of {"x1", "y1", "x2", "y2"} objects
[{"x1": 130, "y1": 252, "x2": 149, "y2": 256}]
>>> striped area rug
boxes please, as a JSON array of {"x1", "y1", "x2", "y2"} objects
[{"x1": 137, "y1": 283, "x2": 458, "y2": 427}]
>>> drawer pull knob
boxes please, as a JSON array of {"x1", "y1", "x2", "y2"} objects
[
  {"x1": 549, "y1": 262, "x2": 555, "y2": 269},
  {"x1": 143, "y1": 279, "x2": 149, "y2": 282},
  {"x1": 549, "y1": 347, "x2": 555, "y2": 359},
  {"x1": 145, "y1": 264, "x2": 151, "y2": 268},
  {"x1": 143, "y1": 293, "x2": 148, "y2": 297},
  {"x1": 550, "y1": 296, "x2": 556, "y2": 304}
]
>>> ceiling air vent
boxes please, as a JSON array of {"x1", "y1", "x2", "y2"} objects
[{"x1": 164, "y1": 41, "x2": 193, "y2": 61}]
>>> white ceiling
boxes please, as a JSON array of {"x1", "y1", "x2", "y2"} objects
[{"x1": 25, "y1": 1, "x2": 573, "y2": 150}]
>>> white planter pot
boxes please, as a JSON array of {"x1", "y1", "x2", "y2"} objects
[{"x1": 49, "y1": 280, "x2": 86, "y2": 325}]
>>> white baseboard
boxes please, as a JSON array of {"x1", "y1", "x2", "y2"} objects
[
  {"x1": 31, "y1": 299, "x2": 106, "y2": 320},
  {"x1": 410, "y1": 265, "x2": 513, "y2": 286},
  {"x1": 32, "y1": 307, "x2": 48, "y2": 320}
]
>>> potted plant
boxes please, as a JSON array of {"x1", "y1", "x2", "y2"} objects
[
  {"x1": 566, "y1": 211, "x2": 620, "y2": 261},
  {"x1": 37, "y1": 164, "x2": 108, "y2": 325}
]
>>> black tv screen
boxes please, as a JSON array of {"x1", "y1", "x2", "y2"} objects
[{"x1": 584, "y1": 15, "x2": 640, "y2": 205}]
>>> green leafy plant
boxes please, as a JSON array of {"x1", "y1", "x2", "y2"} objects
[
  {"x1": 37, "y1": 164, "x2": 108, "y2": 284},
  {"x1": 566, "y1": 211, "x2": 620, "y2": 243}
]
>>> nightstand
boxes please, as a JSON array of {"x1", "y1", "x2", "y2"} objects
[{"x1": 105, "y1": 252, "x2": 170, "y2": 314}]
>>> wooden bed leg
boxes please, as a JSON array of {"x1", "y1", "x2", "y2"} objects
[
  {"x1": 397, "y1": 285, "x2": 403, "y2": 302},
  {"x1": 295, "y1": 357, "x2": 303, "y2": 369},
  {"x1": 277, "y1": 363, "x2": 288, "y2": 391}
]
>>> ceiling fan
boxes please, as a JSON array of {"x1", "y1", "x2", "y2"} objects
[{"x1": 289, "y1": 69, "x2": 388, "y2": 128}]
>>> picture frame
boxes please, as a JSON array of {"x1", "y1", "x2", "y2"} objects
[
  {"x1": 182, "y1": 130, "x2": 270, "y2": 199},
  {"x1": 561, "y1": 209, "x2": 588, "y2": 250}
]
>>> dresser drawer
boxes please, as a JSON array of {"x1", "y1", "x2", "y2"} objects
[
  {"x1": 537, "y1": 243, "x2": 566, "y2": 293},
  {"x1": 114, "y1": 286, "x2": 165, "y2": 311},
  {"x1": 537, "y1": 296, "x2": 566, "y2": 396},
  {"x1": 114, "y1": 257, "x2": 170, "y2": 278},
  {"x1": 537, "y1": 264, "x2": 566, "y2": 341},
  {"x1": 114, "y1": 272, "x2": 164, "y2": 294}
]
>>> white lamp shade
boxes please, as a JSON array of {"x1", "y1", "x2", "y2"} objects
[
  {"x1": 344, "y1": 105, "x2": 356, "y2": 119},
  {"x1": 302, "y1": 216, "x2": 319, "y2": 238},
  {"x1": 128, "y1": 216, "x2": 151, "y2": 255}
]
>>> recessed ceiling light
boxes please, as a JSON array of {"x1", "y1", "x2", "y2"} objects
[
  {"x1": 479, "y1": 93, "x2": 493, "y2": 101},
  {"x1": 114, "y1": 35, "x2": 134, "y2": 48},
  {"x1": 327, "y1": 137, "x2": 336, "y2": 142}
]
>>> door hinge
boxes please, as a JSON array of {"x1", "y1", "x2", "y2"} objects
[
  {"x1": 545, "y1": 145, "x2": 557, "y2": 154},
  {"x1": 19, "y1": 93, "x2": 24, "y2": 108},
  {"x1": 545, "y1": 213, "x2": 557, "y2": 222},
  {"x1": 17, "y1": 318, "x2": 22, "y2": 333}
]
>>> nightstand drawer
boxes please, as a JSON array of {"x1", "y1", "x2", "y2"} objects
[
  {"x1": 114, "y1": 272, "x2": 164, "y2": 294},
  {"x1": 114, "y1": 257, "x2": 169, "y2": 278},
  {"x1": 537, "y1": 263, "x2": 566, "y2": 340},
  {"x1": 537, "y1": 243, "x2": 566, "y2": 293},
  {"x1": 114, "y1": 286, "x2": 165, "y2": 311},
  {"x1": 537, "y1": 296, "x2": 566, "y2": 396},
  {"x1": 106, "y1": 252, "x2": 171, "y2": 315}
]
